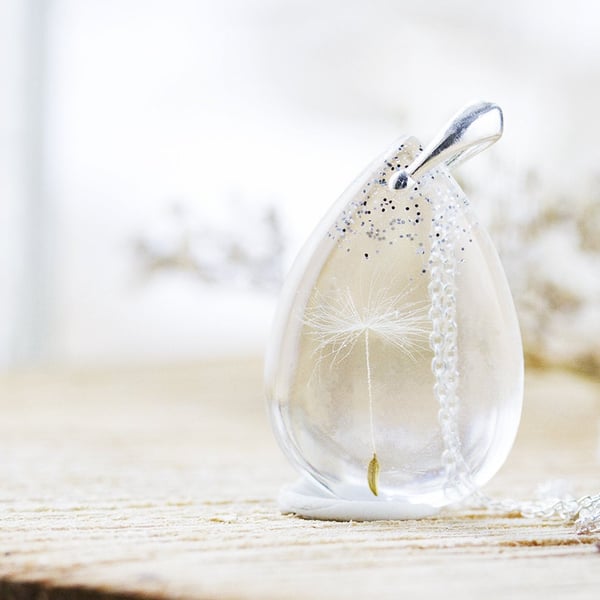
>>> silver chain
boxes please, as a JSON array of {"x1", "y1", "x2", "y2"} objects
[
  {"x1": 427, "y1": 179, "x2": 600, "y2": 534},
  {"x1": 428, "y1": 180, "x2": 475, "y2": 496},
  {"x1": 471, "y1": 492, "x2": 600, "y2": 534}
]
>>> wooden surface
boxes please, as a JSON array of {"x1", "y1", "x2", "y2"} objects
[{"x1": 0, "y1": 359, "x2": 599, "y2": 599}]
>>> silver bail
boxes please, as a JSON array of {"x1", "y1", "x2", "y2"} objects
[{"x1": 388, "y1": 101, "x2": 503, "y2": 190}]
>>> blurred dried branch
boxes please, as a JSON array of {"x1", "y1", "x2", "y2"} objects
[
  {"x1": 471, "y1": 170, "x2": 600, "y2": 376},
  {"x1": 133, "y1": 200, "x2": 285, "y2": 291}
]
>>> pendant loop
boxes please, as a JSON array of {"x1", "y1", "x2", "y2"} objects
[{"x1": 389, "y1": 101, "x2": 503, "y2": 190}]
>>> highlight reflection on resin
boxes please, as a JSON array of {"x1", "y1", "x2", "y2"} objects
[{"x1": 265, "y1": 103, "x2": 524, "y2": 520}]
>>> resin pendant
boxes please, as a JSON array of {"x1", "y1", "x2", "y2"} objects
[{"x1": 265, "y1": 102, "x2": 523, "y2": 520}]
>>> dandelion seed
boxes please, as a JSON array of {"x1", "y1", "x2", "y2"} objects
[
  {"x1": 303, "y1": 282, "x2": 431, "y2": 494},
  {"x1": 368, "y1": 453, "x2": 380, "y2": 496}
]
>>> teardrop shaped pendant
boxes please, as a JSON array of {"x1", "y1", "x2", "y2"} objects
[{"x1": 265, "y1": 102, "x2": 524, "y2": 520}]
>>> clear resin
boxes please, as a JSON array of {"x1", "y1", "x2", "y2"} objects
[{"x1": 265, "y1": 104, "x2": 523, "y2": 518}]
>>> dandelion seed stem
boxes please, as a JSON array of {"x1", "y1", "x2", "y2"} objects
[{"x1": 365, "y1": 328, "x2": 376, "y2": 456}]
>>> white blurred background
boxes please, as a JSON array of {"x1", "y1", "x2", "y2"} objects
[{"x1": 1, "y1": 0, "x2": 599, "y2": 372}]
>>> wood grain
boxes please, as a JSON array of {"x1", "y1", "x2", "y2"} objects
[{"x1": 0, "y1": 359, "x2": 599, "y2": 599}]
